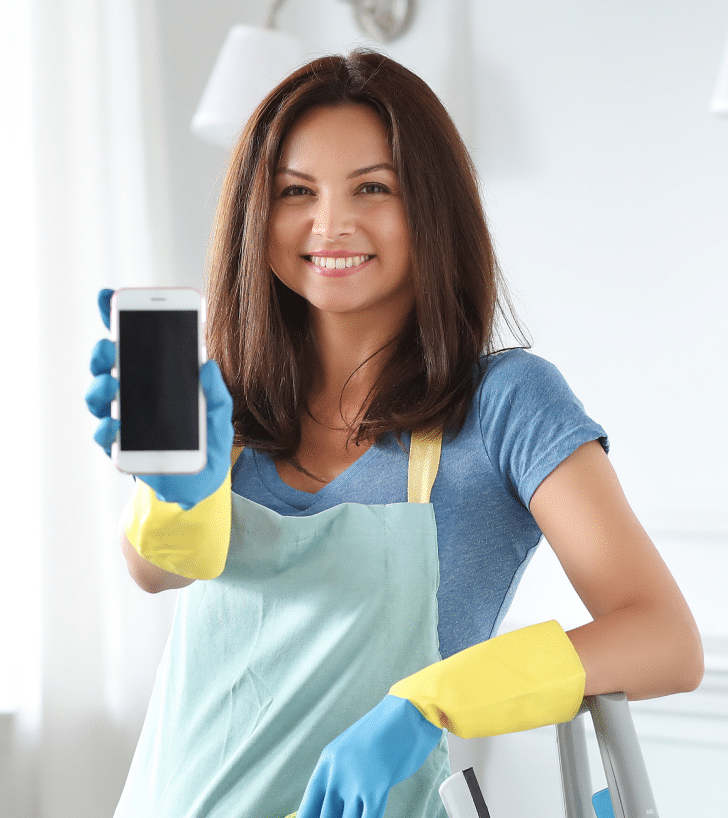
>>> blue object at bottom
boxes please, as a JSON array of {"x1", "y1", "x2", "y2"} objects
[{"x1": 592, "y1": 788, "x2": 615, "y2": 818}]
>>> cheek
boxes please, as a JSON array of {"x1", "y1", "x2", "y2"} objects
[
  {"x1": 269, "y1": 212, "x2": 302, "y2": 264},
  {"x1": 379, "y1": 206, "x2": 411, "y2": 266}
]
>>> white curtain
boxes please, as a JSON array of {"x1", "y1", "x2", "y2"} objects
[{"x1": 1, "y1": 1, "x2": 178, "y2": 815}]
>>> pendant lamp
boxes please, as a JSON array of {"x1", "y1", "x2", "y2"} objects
[
  {"x1": 191, "y1": 0, "x2": 417, "y2": 148},
  {"x1": 190, "y1": 25, "x2": 307, "y2": 148}
]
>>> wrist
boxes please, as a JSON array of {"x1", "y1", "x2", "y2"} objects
[{"x1": 389, "y1": 621, "x2": 586, "y2": 738}]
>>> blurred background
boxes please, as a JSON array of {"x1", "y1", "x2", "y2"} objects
[{"x1": 1, "y1": 1, "x2": 726, "y2": 816}]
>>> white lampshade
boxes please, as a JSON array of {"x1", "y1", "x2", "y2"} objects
[
  {"x1": 191, "y1": 25, "x2": 307, "y2": 148},
  {"x1": 711, "y1": 30, "x2": 728, "y2": 116}
]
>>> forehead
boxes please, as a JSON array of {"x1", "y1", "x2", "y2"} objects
[{"x1": 278, "y1": 104, "x2": 393, "y2": 169}]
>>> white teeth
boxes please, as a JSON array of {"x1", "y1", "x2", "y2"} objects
[{"x1": 309, "y1": 255, "x2": 371, "y2": 269}]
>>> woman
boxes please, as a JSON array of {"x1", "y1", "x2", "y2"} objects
[{"x1": 86, "y1": 50, "x2": 703, "y2": 818}]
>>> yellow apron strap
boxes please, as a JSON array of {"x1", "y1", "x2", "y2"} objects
[
  {"x1": 407, "y1": 429, "x2": 443, "y2": 504},
  {"x1": 231, "y1": 445, "x2": 244, "y2": 469}
]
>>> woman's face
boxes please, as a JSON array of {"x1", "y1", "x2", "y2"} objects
[{"x1": 268, "y1": 104, "x2": 413, "y2": 324}]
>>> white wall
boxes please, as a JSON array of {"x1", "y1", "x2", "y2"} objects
[{"x1": 142, "y1": 1, "x2": 728, "y2": 815}]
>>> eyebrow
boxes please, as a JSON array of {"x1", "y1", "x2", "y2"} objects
[{"x1": 276, "y1": 163, "x2": 397, "y2": 181}]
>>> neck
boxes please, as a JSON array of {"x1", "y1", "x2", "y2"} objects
[{"x1": 305, "y1": 307, "x2": 410, "y2": 425}]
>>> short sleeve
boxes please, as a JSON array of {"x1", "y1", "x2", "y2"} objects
[{"x1": 477, "y1": 349, "x2": 609, "y2": 508}]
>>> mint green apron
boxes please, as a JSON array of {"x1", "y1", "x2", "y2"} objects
[{"x1": 114, "y1": 432, "x2": 450, "y2": 818}]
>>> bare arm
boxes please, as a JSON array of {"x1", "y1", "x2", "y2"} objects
[
  {"x1": 119, "y1": 503, "x2": 196, "y2": 593},
  {"x1": 529, "y1": 440, "x2": 704, "y2": 701}
]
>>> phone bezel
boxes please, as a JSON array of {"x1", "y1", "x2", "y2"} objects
[{"x1": 110, "y1": 287, "x2": 207, "y2": 475}]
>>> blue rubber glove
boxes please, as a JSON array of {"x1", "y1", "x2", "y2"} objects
[
  {"x1": 84, "y1": 288, "x2": 234, "y2": 510},
  {"x1": 296, "y1": 695, "x2": 442, "y2": 818}
]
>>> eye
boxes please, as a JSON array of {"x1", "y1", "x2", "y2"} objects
[
  {"x1": 359, "y1": 182, "x2": 390, "y2": 195},
  {"x1": 279, "y1": 185, "x2": 311, "y2": 197}
]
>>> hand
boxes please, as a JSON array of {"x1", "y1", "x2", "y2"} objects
[
  {"x1": 296, "y1": 695, "x2": 442, "y2": 818},
  {"x1": 84, "y1": 288, "x2": 234, "y2": 510}
]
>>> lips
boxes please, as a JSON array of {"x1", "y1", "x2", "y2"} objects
[
  {"x1": 302, "y1": 253, "x2": 377, "y2": 279},
  {"x1": 304, "y1": 254, "x2": 375, "y2": 271}
]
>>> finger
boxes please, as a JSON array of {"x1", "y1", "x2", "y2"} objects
[
  {"x1": 90, "y1": 338, "x2": 116, "y2": 376},
  {"x1": 85, "y1": 373, "x2": 118, "y2": 418},
  {"x1": 345, "y1": 797, "x2": 366, "y2": 818},
  {"x1": 361, "y1": 791, "x2": 388, "y2": 818},
  {"x1": 296, "y1": 771, "x2": 327, "y2": 818},
  {"x1": 98, "y1": 288, "x2": 114, "y2": 330},
  {"x1": 93, "y1": 416, "x2": 120, "y2": 454},
  {"x1": 319, "y1": 785, "x2": 346, "y2": 818}
]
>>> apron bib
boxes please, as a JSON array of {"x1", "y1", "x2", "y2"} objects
[{"x1": 115, "y1": 432, "x2": 450, "y2": 818}]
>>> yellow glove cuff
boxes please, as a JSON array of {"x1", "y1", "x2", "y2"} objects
[
  {"x1": 122, "y1": 472, "x2": 232, "y2": 580},
  {"x1": 389, "y1": 620, "x2": 585, "y2": 739}
]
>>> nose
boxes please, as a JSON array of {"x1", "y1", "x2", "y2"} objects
[{"x1": 311, "y1": 192, "x2": 355, "y2": 240}]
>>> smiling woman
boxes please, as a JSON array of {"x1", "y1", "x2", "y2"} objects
[{"x1": 102, "y1": 48, "x2": 703, "y2": 818}]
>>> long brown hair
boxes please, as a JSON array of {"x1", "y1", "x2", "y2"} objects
[{"x1": 206, "y1": 49, "x2": 527, "y2": 458}]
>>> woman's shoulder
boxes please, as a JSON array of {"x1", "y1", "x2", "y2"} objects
[
  {"x1": 475, "y1": 347, "x2": 565, "y2": 396},
  {"x1": 465, "y1": 347, "x2": 607, "y2": 506},
  {"x1": 471, "y1": 346, "x2": 597, "y2": 431}
]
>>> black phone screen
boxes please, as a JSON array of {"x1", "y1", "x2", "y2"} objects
[{"x1": 118, "y1": 310, "x2": 199, "y2": 451}]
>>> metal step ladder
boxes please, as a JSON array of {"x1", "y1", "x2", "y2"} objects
[{"x1": 440, "y1": 693, "x2": 658, "y2": 818}]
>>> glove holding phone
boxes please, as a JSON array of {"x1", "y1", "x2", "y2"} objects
[{"x1": 85, "y1": 288, "x2": 235, "y2": 579}]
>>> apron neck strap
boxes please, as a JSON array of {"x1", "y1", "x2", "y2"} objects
[
  {"x1": 408, "y1": 429, "x2": 443, "y2": 504},
  {"x1": 230, "y1": 429, "x2": 443, "y2": 504}
]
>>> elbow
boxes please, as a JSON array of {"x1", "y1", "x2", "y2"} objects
[
  {"x1": 127, "y1": 564, "x2": 196, "y2": 594},
  {"x1": 135, "y1": 575, "x2": 166, "y2": 595},
  {"x1": 674, "y1": 661, "x2": 704, "y2": 695},
  {"x1": 666, "y1": 620, "x2": 705, "y2": 695},
  {"x1": 647, "y1": 588, "x2": 705, "y2": 696},
  {"x1": 126, "y1": 564, "x2": 165, "y2": 594},
  {"x1": 677, "y1": 631, "x2": 705, "y2": 693},
  {"x1": 624, "y1": 607, "x2": 705, "y2": 700},
  {"x1": 682, "y1": 665, "x2": 704, "y2": 694}
]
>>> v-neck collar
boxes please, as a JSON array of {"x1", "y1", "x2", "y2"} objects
[{"x1": 253, "y1": 443, "x2": 382, "y2": 511}]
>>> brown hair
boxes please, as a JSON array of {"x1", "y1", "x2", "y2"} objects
[{"x1": 205, "y1": 49, "x2": 527, "y2": 459}]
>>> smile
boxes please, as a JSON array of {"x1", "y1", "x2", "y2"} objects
[{"x1": 305, "y1": 254, "x2": 374, "y2": 270}]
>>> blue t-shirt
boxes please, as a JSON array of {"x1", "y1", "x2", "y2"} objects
[{"x1": 231, "y1": 348, "x2": 608, "y2": 660}]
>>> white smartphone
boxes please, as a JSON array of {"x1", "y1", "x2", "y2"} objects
[{"x1": 110, "y1": 287, "x2": 207, "y2": 474}]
